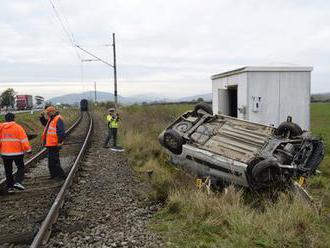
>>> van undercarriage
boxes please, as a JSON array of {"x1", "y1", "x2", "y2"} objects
[{"x1": 159, "y1": 104, "x2": 324, "y2": 190}]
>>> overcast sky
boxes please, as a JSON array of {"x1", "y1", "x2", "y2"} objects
[{"x1": 0, "y1": 0, "x2": 329, "y2": 99}]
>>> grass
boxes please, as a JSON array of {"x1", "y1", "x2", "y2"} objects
[
  {"x1": 309, "y1": 103, "x2": 330, "y2": 213},
  {"x1": 0, "y1": 108, "x2": 79, "y2": 154},
  {"x1": 118, "y1": 103, "x2": 330, "y2": 248},
  {"x1": 119, "y1": 104, "x2": 194, "y2": 201}
]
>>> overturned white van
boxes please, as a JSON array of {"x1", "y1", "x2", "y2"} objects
[{"x1": 159, "y1": 104, "x2": 324, "y2": 190}]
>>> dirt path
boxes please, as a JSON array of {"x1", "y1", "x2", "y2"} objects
[{"x1": 46, "y1": 112, "x2": 163, "y2": 248}]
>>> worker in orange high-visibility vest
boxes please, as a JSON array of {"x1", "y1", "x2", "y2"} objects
[
  {"x1": 40, "y1": 106, "x2": 66, "y2": 179},
  {"x1": 0, "y1": 113, "x2": 31, "y2": 193}
]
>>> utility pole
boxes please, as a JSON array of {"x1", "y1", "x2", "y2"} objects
[
  {"x1": 94, "y1": 81, "x2": 97, "y2": 102},
  {"x1": 75, "y1": 34, "x2": 118, "y2": 106},
  {"x1": 112, "y1": 33, "x2": 118, "y2": 106}
]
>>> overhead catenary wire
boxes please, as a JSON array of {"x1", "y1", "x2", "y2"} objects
[
  {"x1": 48, "y1": 0, "x2": 75, "y2": 46},
  {"x1": 44, "y1": 5, "x2": 72, "y2": 47},
  {"x1": 56, "y1": 0, "x2": 76, "y2": 41},
  {"x1": 55, "y1": 0, "x2": 83, "y2": 62},
  {"x1": 47, "y1": 0, "x2": 117, "y2": 100},
  {"x1": 47, "y1": 0, "x2": 85, "y2": 89},
  {"x1": 49, "y1": 0, "x2": 82, "y2": 60},
  {"x1": 75, "y1": 45, "x2": 114, "y2": 68}
]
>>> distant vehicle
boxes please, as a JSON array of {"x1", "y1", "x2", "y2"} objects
[
  {"x1": 34, "y1": 104, "x2": 45, "y2": 110},
  {"x1": 35, "y1": 95, "x2": 45, "y2": 106},
  {"x1": 80, "y1": 99, "x2": 88, "y2": 111},
  {"x1": 159, "y1": 103, "x2": 325, "y2": 190},
  {"x1": 16, "y1": 95, "x2": 33, "y2": 110}
]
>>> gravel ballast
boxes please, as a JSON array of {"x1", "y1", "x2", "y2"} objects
[{"x1": 46, "y1": 112, "x2": 163, "y2": 248}]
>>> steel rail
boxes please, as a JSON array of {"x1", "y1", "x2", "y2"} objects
[
  {"x1": 30, "y1": 113, "x2": 93, "y2": 248},
  {"x1": 0, "y1": 112, "x2": 83, "y2": 190}
]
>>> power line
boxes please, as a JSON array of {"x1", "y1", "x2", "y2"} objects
[
  {"x1": 75, "y1": 45, "x2": 114, "y2": 68},
  {"x1": 48, "y1": 0, "x2": 74, "y2": 45},
  {"x1": 56, "y1": 0, "x2": 76, "y2": 42},
  {"x1": 47, "y1": 1, "x2": 118, "y2": 104},
  {"x1": 49, "y1": 0, "x2": 82, "y2": 60},
  {"x1": 52, "y1": 0, "x2": 82, "y2": 62},
  {"x1": 47, "y1": 0, "x2": 84, "y2": 84},
  {"x1": 76, "y1": 34, "x2": 118, "y2": 107},
  {"x1": 45, "y1": 6, "x2": 71, "y2": 46}
]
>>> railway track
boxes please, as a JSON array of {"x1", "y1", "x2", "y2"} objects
[{"x1": 0, "y1": 111, "x2": 93, "y2": 247}]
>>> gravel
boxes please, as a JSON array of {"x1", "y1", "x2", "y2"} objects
[{"x1": 46, "y1": 112, "x2": 163, "y2": 248}]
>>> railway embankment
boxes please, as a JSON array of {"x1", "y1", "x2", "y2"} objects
[{"x1": 46, "y1": 111, "x2": 163, "y2": 247}]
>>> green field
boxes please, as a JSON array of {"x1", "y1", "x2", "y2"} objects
[
  {"x1": 120, "y1": 103, "x2": 330, "y2": 248},
  {"x1": 309, "y1": 103, "x2": 330, "y2": 213}
]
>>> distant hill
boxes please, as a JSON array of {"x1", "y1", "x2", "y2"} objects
[
  {"x1": 49, "y1": 91, "x2": 133, "y2": 105},
  {"x1": 176, "y1": 93, "x2": 212, "y2": 102},
  {"x1": 48, "y1": 91, "x2": 212, "y2": 105},
  {"x1": 127, "y1": 93, "x2": 169, "y2": 103},
  {"x1": 311, "y1": 93, "x2": 330, "y2": 102}
]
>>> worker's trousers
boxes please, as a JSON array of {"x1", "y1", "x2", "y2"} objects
[
  {"x1": 47, "y1": 147, "x2": 65, "y2": 178},
  {"x1": 2, "y1": 155, "x2": 25, "y2": 188},
  {"x1": 104, "y1": 128, "x2": 118, "y2": 147}
]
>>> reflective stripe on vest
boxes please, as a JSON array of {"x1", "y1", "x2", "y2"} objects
[
  {"x1": 0, "y1": 138, "x2": 29, "y2": 143},
  {"x1": 0, "y1": 122, "x2": 31, "y2": 155},
  {"x1": 0, "y1": 151, "x2": 24, "y2": 156},
  {"x1": 107, "y1": 115, "x2": 119, "y2": 128}
]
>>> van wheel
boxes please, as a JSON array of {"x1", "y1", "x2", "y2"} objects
[
  {"x1": 194, "y1": 103, "x2": 213, "y2": 116},
  {"x1": 163, "y1": 129, "x2": 184, "y2": 155},
  {"x1": 173, "y1": 121, "x2": 193, "y2": 133},
  {"x1": 305, "y1": 140, "x2": 325, "y2": 175},
  {"x1": 252, "y1": 159, "x2": 281, "y2": 188},
  {"x1": 275, "y1": 122, "x2": 303, "y2": 138}
]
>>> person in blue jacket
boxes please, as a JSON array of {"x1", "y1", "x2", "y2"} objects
[{"x1": 39, "y1": 106, "x2": 66, "y2": 179}]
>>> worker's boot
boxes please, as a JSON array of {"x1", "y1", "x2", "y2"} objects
[{"x1": 13, "y1": 182, "x2": 25, "y2": 190}]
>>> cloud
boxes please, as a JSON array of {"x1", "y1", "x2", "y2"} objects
[{"x1": 0, "y1": 0, "x2": 330, "y2": 97}]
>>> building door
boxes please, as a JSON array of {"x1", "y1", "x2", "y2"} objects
[
  {"x1": 217, "y1": 85, "x2": 238, "y2": 117},
  {"x1": 228, "y1": 86, "x2": 238, "y2": 117}
]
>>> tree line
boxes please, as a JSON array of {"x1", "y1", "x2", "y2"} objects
[{"x1": 0, "y1": 88, "x2": 16, "y2": 109}]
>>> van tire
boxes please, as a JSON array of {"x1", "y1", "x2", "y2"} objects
[
  {"x1": 163, "y1": 129, "x2": 184, "y2": 155},
  {"x1": 251, "y1": 159, "x2": 281, "y2": 188},
  {"x1": 194, "y1": 103, "x2": 213, "y2": 115},
  {"x1": 275, "y1": 122, "x2": 303, "y2": 138},
  {"x1": 305, "y1": 140, "x2": 325, "y2": 175}
]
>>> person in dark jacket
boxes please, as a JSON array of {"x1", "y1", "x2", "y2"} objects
[{"x1": 40, "y1": 106, "x2": 66, "y2": 179}]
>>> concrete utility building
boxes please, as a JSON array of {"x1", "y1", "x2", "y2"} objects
[{"x1": 211, "y1": 66, "x2": 312, "y2": 130}]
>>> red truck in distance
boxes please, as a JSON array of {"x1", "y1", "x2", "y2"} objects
[{"x1": 16, "y1": 95, "x2": 33, "y2": 110}]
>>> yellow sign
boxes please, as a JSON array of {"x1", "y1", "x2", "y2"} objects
[
  {"x1": 298, "y1": 177, "x2": 305, "y2": 186},
  {"x1": 196, "y1": 179, "x2": 203, "y2": 188}
]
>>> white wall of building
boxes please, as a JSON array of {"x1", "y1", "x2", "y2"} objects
[
  {"x1": 212, "y1": 67, "x2": 312, "y2": 130},
  {"x1": 247, "y1": 71, "x2": 281, "y2": 126},
  {"x1": 279, "y1": 71, "x2": 310, "y2": 129},
  {"x1": 246, "y1": 71, "x2": 310, "y2": 129}
]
